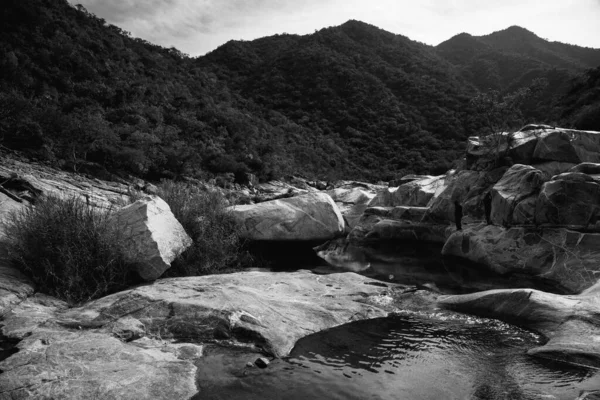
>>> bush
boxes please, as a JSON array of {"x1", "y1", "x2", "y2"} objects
[
  {"x1": 157, "y1": 181, "x2": 253, "y2": 276},
  {"x1": 3, "y1": 196, "x2": 137, "y2": 305}
]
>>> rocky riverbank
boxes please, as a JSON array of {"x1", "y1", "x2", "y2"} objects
[{"x1": 3, "y1": 125, "x2": 600, "y2": 398}]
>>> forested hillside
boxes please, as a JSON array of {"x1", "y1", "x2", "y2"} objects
[{"x1": 1, "y1": 0, "x2": 599, "y2": 183}]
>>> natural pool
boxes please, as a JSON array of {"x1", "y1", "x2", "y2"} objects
[
  {"x1": 194, "y1": 242, "x2": 599, "y2": 400},
  {"x1": 196, "y1": 313, "x2": 599, "y2": 400}
]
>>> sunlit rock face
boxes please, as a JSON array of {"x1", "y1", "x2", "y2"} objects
[
  {"x1": 227, "y1": 192, "x2": 345, "y2": 241},
  {"x1": 369, "y1": 175, "x2": 446, "y2": 208},
  {"x1": 113, "y1": 196, "x2": 192, "y2": 281}
]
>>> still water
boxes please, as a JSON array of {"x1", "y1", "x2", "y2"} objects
[
  {"x1": 195, "y1": 243, "x2": 599, "y2": 399},
  {"x1": 196, "y1": 314, "x2": 600, "y2": 400}
]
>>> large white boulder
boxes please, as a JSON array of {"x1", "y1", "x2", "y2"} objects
[
  {"x1": 326, "y1": 187, "x2": 376, "y2": 228},
  {"x1": 113, "y1": 196, "x2": 192, "y2": 280},
  {"x1": 370, "y1": 175, "x2": 446, "y2": 208},
  {"x1": 227, "y1": 192, "x2": 345, "y2": 241}
]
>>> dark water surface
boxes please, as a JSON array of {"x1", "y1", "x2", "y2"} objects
[
  {"x1": 195, "y1": 243, "x2": 600, "y2": 400},
  {"x1": 196, "y1": 314, "x2": 600, "y2": 400}
]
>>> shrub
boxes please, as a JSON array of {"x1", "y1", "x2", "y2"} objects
[
  {"x1": 3, "y1": 196, "x2": 137, "y2": 305},
  {"x1": 157, "y1": 181, "x2": 253, "y2": 276}
]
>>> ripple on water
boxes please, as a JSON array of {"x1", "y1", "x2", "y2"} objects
[{"x1": 196, "y1": 314, "x2": 600, "y2": 400}]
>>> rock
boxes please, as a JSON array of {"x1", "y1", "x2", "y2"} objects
[
  {"x1": 439, "y1": 287, "x2": 600, "y2": 368},
  {"x1": 389, "y1": 174, "x2": 433, "y2": 187},
  {"x1": 533, "y1": 129, "x2": 600, "y2": 164},
  {"x1": 369, "y1": 175, "x2": 446, "y2": 208},
  {"x1": 0, "y1": 152, "x2": 131, "y2": 209},
  {"x1": 535, "y1": 179, "x2": 600, "y2": 230},
  {"x1": 57, "y1": 270, "x2": 395, "y2": 358},
  {"x1": 109, "y1": 316, "x2": 146, "y2": 342},
  {"x1": 227, "y1": 192, "x2": 345, "y2": 241},
  {"x1": 112, "y1": 196, "x2": 192, "y2": 280},
  {"x1": 490, "y1": 164, "x2": 545, "y2": 226},
  {"x1": 569, "y1": 162, "x2": 600, "y2": 175},
  {"x1": 467, "y1": 128, "x2": 600, "y2": 170},
  {"x1": 253, "y1": 180, "x2": 312, "y2": 202},
  {"x1": 326, "y1": 187, "x2": 376, "y2": 228},
  {"x1": 0, "y1": 329, "x2": 198, "y2": 400},
  {"x1": 254, "y1": 357, "x2": 270, "y2": 368},
  {"x1": 441, "y1": 224, "x2": 600, "y2": 293},
  {"x1": 532, "y1": 161, "x2": 577, "y2": 178},
  {"x1": 425, "y1": 169, "x2": 504, "y2": 224},
  {"x1": 551, "y1": 172, "x2": 595, "y2": 182}
]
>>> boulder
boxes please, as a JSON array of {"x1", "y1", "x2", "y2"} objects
[
  {"x1": 467, "y1": 128, "x2": 600, "y2": 170},
  {"x1": 490, "y1": 164, "x2": 545, "y2": 226},
  {"x1": 326, "y1": 187, "x2": 376, "y2": 228},
  {"x1": 113, "y1": 196, "x2": 192, "y2": 280},
  {"x1": 227, "y1": 192, "x2": 345, "y2": 241},
  {"x1": 441, "y1": 224, "x2": 600, "y2": 293},
  {"x1": 569, "y1": 162, "x2": 600, "y2": 175},
  {"x1": 439, "y1": 287, "x2": 600, "y2": 368},
  {"x1": 369, "y1": 175, "x2": 446, "y2": 208},
  {"x1": 57, "y1": 270, "x2": 395, "y2": 358},
  {"x1": 425, "y1": 169, "x2": 505, "y2": 224},
  {"x1": 0, "y1": 328, "x2": 198, "y2": 400},
  {"x1": 532, "y1": 161, "x2": 577, "y2": 178},
  {"x1": 533, "y1": 129, "x2": 600, "y2": 164},
  {"x1": 535, "y1": 179, "x2": 600, "y2": 230}
]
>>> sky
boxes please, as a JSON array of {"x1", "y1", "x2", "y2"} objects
[{"x1": 74, "y1": 0, "x2": 600, "y2": 56}]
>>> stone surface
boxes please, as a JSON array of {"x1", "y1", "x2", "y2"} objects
[
  {"x1": 0, "y1": 151, "x2": 131, "y2": 209},
  {"x1": 369, "y1": 175, "x2": 446, "y2": 208},
  {"x1": 532, "y1": 161, "x2": 577, "y2": 178},
  {"x1": 467, "y1": 128, "x2": 600, "y2": 169},
  {"x1": 227, "y1": 192, "x2": 345, "y2": 241},
  {"x1": 113, "y1": 196, "x2": 192, "y2": 280},
  {"x1": 533, "y1": 129, "x2": 600, "y2": 164},
  {"x1": 490, "y1": 164, "x2": 545, "y2": 226},
  {"x1": 0, "y1": 270, "x2": 403, "y2": 399},
  {"x1": 439, "y1": 287, "x2": 600, "y2": 368},
  {"x1": 326, "y1": 187, "x2": 376, "y2": 228},
  {"x1": 535, "y1": 179, "x2": 600, "y2": 230},
  {"x1": 424, "y1": 169, "x2": 505, "y2": 224},
  {"x1": 441, "y1": 224, "x2": 600, "y2": 293},
  {"x1": 0, "y1": 329, "x2": 198, "y2": 400},
  {"x1": 57, "y1": 270, "x2": 395, "y2": 358}
]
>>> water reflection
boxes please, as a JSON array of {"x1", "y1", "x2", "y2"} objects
[
  {"x1": 317, "y1": 240, "x2": 570, "y2": 294},
  {"x1": 195, "y1": 315, "x2": 599, "y2": 400}
]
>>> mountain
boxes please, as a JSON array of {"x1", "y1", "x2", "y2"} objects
[
  {"x1": 197, "y1": 20, "x2": 485, "y2": 178},
  {"x1": 437, "y1": 26, "x2": 600, "y2": 91},
  {"x1": 436, "y1": 26, "x2": 600, "y2": 123},
  {"x1": 1, "y1": 0, "x2": 599, "y2": 182}
]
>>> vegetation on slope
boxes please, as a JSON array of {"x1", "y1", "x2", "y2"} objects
[{"x1": 0, "y1": 1, "x2": 599, "y2": 183}]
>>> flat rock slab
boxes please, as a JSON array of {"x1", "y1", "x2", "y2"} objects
[
  {"x1": 59, "y1": 270, "x2": 395, "y2": 357},
  {"x1": 438, "y1": 287, "x2": 600, "y2": 368},
  {"x1": 0, "y1": 270, "x2": 399, "y2": 399}
]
